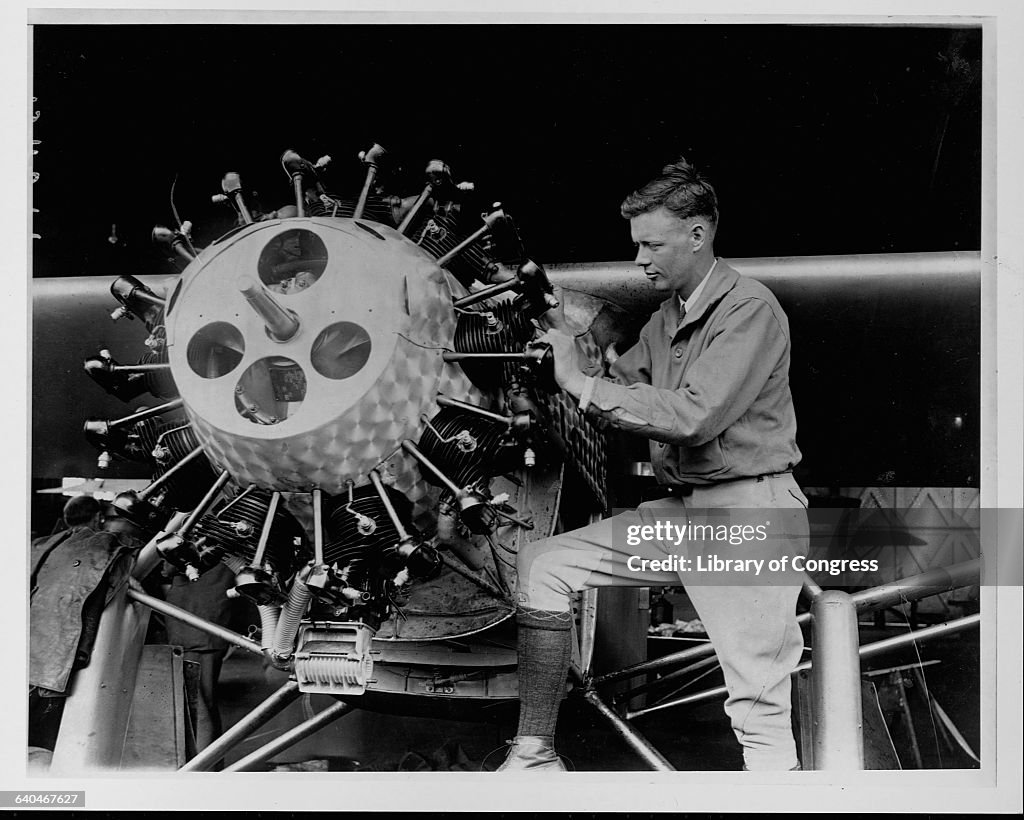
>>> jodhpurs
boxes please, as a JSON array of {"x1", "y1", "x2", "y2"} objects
[{"x1": 516, "y1": 472, "x2": 809, "y2": 771}]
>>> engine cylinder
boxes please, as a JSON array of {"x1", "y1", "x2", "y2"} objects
[
  {"x1": 192, "y1": 487, "x2": 303, "y2": 579},
  {"x1": 322, "y1": 483, "x2": 413, "y2": 575},
  {"x1": 417, "y1": 406, "x2": 518, "y2": 490}
]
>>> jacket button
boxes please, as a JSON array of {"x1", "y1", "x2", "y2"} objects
[
  {"x1": 674, "y1": 348, "x2": 683, "y2": 358},
  {"x1": 72, "y1": 559, "x2": 81, "y2": 567}
]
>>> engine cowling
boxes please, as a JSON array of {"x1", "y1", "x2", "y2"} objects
[{"x1": 165, "y1": 216, "x2": 473, "y2": 509}]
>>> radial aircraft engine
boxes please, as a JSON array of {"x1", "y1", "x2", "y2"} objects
[{"x1": 79, "y1": 145, "x2": 607, "y2": 703}]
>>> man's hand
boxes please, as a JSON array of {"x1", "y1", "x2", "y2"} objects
[
  {"x1": 536, "y1": 290, "x2": 567, "y2": 332},
  {"x1": 536, "y1": 285, "x2": 576, "y2": 334},
  {"x1": 537, "y1": 328, "x2": 589, "y2": 398}
]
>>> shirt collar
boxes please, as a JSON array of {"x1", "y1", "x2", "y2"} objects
[
  {"x1": 662, "y1": 258, "x2": 739, "y2": 337},
  {"x1": 678, "y1": 258, "x2": 718, "y2": 315}
]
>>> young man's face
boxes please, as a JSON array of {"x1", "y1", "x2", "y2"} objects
[{"x1": 629, "y1": 206, "x2": 705, "y2": 295}]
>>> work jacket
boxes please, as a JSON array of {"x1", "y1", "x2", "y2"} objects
[
  {"x1": 29, "y1": 527, "x2": 135, "y2": 694},
  {"x1": 586, "y1": 261, "x2": 801, "y2": 486}
]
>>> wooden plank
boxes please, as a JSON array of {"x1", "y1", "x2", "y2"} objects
[{"x1": 121, "y1": 645, "x2": 190, "y2": 770}]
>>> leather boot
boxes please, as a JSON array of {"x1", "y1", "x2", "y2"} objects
[{"x1": 496, "y1": 735, "x2": 567, "y2": 771}]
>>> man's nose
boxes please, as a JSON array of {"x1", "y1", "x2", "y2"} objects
[{"x1": 634, "y1": 247, "x2": 650, "y2": 267}]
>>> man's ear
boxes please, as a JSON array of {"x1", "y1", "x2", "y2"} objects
[{"x1": 689, "y1": 221, "x2": 708, "y2": 252}]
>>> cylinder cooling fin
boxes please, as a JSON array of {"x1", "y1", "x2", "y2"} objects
[
  {"x1": 414, "y1": 212, "x2": 503, "y2": 287},
  {"x1": 137, "y1": 348, "x2": 177, "y2": 398},
  {"x1": 452, "y1": 303, "x2": 537, "y2": 391},
  {"x1": 138, "y1": 420, "x2": 219, "y2": 506},
  {"x1": 192, "y1": 486, "x2": 304, "y2": 579},
  {"x1": 417, "y1": 407, "x2": 520, "y2": 491},
  {"x1": 321, "y1": 482, "x2": 413, "y2": 574}
]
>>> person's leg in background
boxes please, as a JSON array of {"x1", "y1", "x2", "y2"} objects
[
  {"x1": 28, "y1": 688, "x2": 66, "y2": 751},
  {"x1": 164, "y1": 562, "x2": 236, "y2": 752},
  {"x1": 185, "y1": 649, "x2": 227, "y2": 743}
]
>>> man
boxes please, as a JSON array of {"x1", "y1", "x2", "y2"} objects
[
  {"x1": 162, "y1": 560, "x2": 236, "y2": 746},
  {"x1": 498, "y1": 157, "x2": 809, "y2": 772},
  {"x1": 29, "y1": 497, "x2": 140, "y2": 752}
]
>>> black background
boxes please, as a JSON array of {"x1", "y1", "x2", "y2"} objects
[
  {"x1": 31, "y1": 23, "x2": 982, "y2": 277},
  {"x1": 29, "y1": 22, "x2": 984, "y2": 493}
]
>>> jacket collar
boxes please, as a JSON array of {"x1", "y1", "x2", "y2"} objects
[{"x1": 660, "y1": 260, "x2": 740, "y2": 337}]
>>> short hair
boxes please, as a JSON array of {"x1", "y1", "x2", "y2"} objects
[
  {"x1": 63, "y1": 495, "x2": 102, "y2": 527},
  {"x1": 620, "y1": 156, "x2": 719, "y2": 227}
]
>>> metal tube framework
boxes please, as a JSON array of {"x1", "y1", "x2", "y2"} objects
[
  {"x1": 179, "y1": 682, "x2": 302, "y2": 772},
  {"x1": 223, "y1": 701, "x2": 352, "y2": 772},
  {"x1": 592, "y1": 558, "x2": 980, "y2": 688},
  {"x1": 127, "y1": 588, "x2": 263, "y2": 655},
  {"x1": 581, "y1": 560, "x2": 980, "y2": 771},
  {"x1": 119, "y1": 539, "x2": 977, "y2": 772}
]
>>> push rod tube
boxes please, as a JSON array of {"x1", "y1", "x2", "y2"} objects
[
  {"x1": 137, "y1": 445, "x2": 205, "y2": 500},
  {"x1": 435, "y1": 394, "x2": 512, "y2": 425},
  {"x1": 399, "y1": 159, "x2": 450, "y2": 235},
  {"x1": 369, "y1": 469, "x2": 411, "y2": 539},
  {"x1": 251, "y1": 491, "x2": 282, "y2": 568},
  {"x1": 109, "y1": 398, "x2": 185, "y2": 429},
  {"x1": 354, "y1": 144, "x2": 386, "y2": 220},
  {"x1": 312, "y1": 488, "x2": 325, "y2": 565},
  {"x1": 397, "y1": 185, "x2": 432, "y2": 235},
  {"x1": 353, "y1": 168, "x2": 377, "y2": 219},
  {"x1": 452, "y1": 278, "x2": 519, "y2": 309},
  {"x1": 179, "y1": 470, "x2": 232, "y2": 535},
  {"x1": 281, "y1": 150, "x2": 312, "y2": 217},
  {"x1": 221, "y1": 172, "x2": 253, "y2": 224},
  {"x1": 436, "y1": 206, "x2": 505, "y2": 268},
  {"x1": 400, "y1": 440, "x2": 462, "y2": 497}
]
